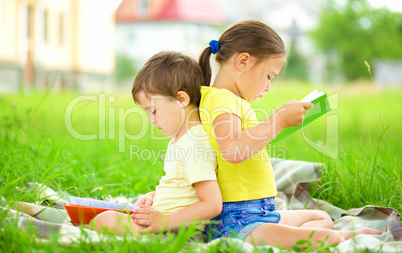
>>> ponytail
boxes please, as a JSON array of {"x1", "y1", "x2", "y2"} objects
[{"x1": 199, "y1": 47, "x2": 213, "y2": 87}]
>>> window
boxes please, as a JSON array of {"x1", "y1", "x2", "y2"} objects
[
  {"x1": 43, "y1": 10, "x2": 48, "y2": 42},
  {"x1": 138, "y1": 0, "x2": 149, "y2": 17},
  {"x1": 27, "y1": 5, "x2": 34, "y2": 40},
  {"x1": 58, "y1": 13, "x2": 64, "y2": 45}
]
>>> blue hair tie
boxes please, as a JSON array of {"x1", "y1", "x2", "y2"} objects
[{"x1": 209, "y1": 40, "x2": 220, "y2": 54}]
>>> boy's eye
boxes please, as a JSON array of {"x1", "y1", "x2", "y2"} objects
[
  {"x1": 267, "y1": 75, "x2": 272, "y2": 81},
  {"x1": 152, "y1": 110, "x2": 156, "y2": 115}
]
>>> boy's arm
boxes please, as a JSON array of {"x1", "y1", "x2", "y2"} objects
[
  {"x1": 131, "y1": 180, "x2": 222, "y2": 232},
  {"x1": 134, "y1": 191, "x2": 156, "y2": 206},
  {"x1": 214, "y1": 100, "x2": 313, "y2": 163},
  {"x1": 165, "y1": 180, "x2": 222, "y2": 231}
]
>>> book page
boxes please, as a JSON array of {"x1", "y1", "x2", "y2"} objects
[
  {"x1": 68, "y1": 196, "x2": 139, "y2": 211},
  {"x1": 299, "y1": 90, "x2": 325, "y2": 102}
]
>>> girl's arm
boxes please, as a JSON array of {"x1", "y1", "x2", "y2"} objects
[
  {"x1": 131, "y1": 180, "x2": 222, "y2": 232},
  {"x1": 215, "y1": 100, "x2": 313, "y2": 163}
]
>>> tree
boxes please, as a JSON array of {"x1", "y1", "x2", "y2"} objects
[
  {"x1": 284, "y1": 43, "x2": 309, "y2": 81},
  {"x1": 310, "y1": 0, "x2": 402, "y2": 81},
  {"x1": 115, "y1": 53, "x2": 138, "y2": 86}
]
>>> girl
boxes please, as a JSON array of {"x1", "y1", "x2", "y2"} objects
[
  {"x1": 198, "y1": 20, "x2": 382, "y2": 248},
  {"x1": 92, "y1": 51, "x2": 222, "y2": 235}
]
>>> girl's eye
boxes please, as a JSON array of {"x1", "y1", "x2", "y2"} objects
[
  {"x1": 152, "y1": 110, "x2": 156, "y2": 115},
  {"x1": 267, "y1": 75, "x2": 271, "y2": 81}
]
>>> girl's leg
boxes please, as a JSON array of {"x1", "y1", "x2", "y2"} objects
[
  {"x1": 92, "y1": 210, "x2": 140, "y2": 236},
  {"x1": 245, "y1": 222, "x2": 382, "y2": 249},
  {"x1": 278, "y1": 210, "x2": 333, "y2": 229}
]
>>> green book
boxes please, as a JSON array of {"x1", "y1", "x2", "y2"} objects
[{"x1": 271, "y1": 90, "x2": 332, "y2": 143}]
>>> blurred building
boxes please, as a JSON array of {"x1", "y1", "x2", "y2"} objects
[
  {"x1": 115, "y1": 0, "x2": 224, "y2": 71},
  {"x1": 115, "y1": 0, "x2": 324, "y2": 83},
  {"x1": 374, "y1": 60, "x2": 402, "y2": 87},
  {"x1": 215, "y1": 0, "x2": 324, "y2": 82},
  {"x1": 0, "y1": 0, "x2": 115, "y2": 92}
]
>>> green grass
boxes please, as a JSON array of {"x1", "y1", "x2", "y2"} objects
[
  {"x1": 1, "y1": 82, "x2": 401, "y2": 252},
  {"x1": 253, "y1": 82, "x2": 401, "y2": 212}
]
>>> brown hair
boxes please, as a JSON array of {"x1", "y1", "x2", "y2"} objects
[
  {"x1": 132, "y1": 51, "x2": 204, "y2": 105},
  {"x1": 199, "y1": 20, "x2": 286, "y2": 86}
]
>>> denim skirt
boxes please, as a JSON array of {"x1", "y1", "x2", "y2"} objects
[{"x1": 204, "y1": 197, "x2": 281, "y2": 241}]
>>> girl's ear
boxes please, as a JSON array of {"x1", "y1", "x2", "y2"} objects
[
  {"x1": 235, "y1": 52, "x2": 252, "y2": 72},
  {"x1": 175, "y1": 91, "x2": 190, "y2": 108}
]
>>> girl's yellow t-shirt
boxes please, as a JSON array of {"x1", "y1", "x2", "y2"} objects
[{"x1": 199, "y1": 86, "x2": 277, "y2": 202}]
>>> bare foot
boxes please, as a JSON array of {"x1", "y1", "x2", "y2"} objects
[{"x1": 342, "y1": 228, "x2": 383, "y2": 240}]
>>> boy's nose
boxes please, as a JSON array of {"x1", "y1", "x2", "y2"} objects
[{"x1": 148, "y1": 115, "x2": 154, "y2": 124}]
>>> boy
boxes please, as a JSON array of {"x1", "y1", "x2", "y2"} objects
[{"x1": 93, "y1": 51, "x2": 222, "y2": 235}]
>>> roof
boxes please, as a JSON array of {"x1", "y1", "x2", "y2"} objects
[
  {"x1": 116, "y1": 0, "x2": 224, "y2": 24},
  {"x1": 159, "y1": 0, "x2": 224, "y2": 23}
]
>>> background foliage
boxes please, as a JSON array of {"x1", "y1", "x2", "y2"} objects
[
  {"x1": 310, "y1": 0, "x2": 402, "y2": 81},
  {"x1": 283, "y1": 43, "x2": 310, "y2": 81},
  {"x1": 115, "y1": 53, "x2": 138, "y2": 86}
]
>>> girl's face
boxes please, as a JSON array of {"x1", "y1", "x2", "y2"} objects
[
  {"x1": 137, "y1": 91, "x2": 185, "y2": 139},
  {"x1": 237, "y1": 55, "x2": 284, "y2": 103}
]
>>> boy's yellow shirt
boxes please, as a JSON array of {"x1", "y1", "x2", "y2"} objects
[
  {"x1": 200, "y1": 86, "x2": 277, "y2": 202},
  {"x1": 152, "y1": 124, "x2": 217, "y2": 214}
]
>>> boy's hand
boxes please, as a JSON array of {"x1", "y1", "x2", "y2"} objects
[
  {"x1": 134, "y1": 193, "x2": 153, "y2": 206},
  {"x1": 274, "y1": 100, "x2": 314, "y2": 130},
  {"x1": 131, "y1": 205, "x2": 166, "y2": 233}
]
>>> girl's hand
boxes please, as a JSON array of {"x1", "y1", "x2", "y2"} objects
[
  {"x1": 131, "y1": 205, "x2": 166, "y2": 233},
  {"x1": 134, "y1": 193, "x2": 154, "y2": 206},
  {"x1": 274, "y1": 100, "x2": 314, "y2": 130}
]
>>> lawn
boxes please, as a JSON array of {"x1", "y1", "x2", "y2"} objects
[{"x1": 0, "y1": 82, "x2": 401, "y2": 252}]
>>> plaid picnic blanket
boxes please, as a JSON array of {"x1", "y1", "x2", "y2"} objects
[{"x1": 1, "y1": 158, "x2": 401, "y2": 252}]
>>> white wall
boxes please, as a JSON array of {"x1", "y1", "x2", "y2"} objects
[
  {"x1": 374, "y1": 60, "x2": 402, "y2": 87},
  {"x1": 115, "y1": 21, "x2": 220, "y2": 67},
  {"x1": 76, "y1": 0, "x2": 115, "y2": 73},
  {"x1": 34, "y1": 0, "x2": 73, "y2": 70},
  {"x1": 0, "y1": 1, "x2": 19, "y2": 62},
  {"x1": 0, "y1": 0, "x2": 2, "y2": 55}
]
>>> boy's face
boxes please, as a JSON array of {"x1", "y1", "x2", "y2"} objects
[{"x1": 136, "y1": 91, "x2": 185, "y2": 139}]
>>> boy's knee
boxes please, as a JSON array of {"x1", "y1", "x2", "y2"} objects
[
  {"x1": 93, "y1": 210, "x2": 118, "y2": 232},
  {"x1": 317, "y1": 210, "x2": 333, "y2": 229},
  {"x1": 93, "y1": 210, "x2": 139, "y2": 236}
]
